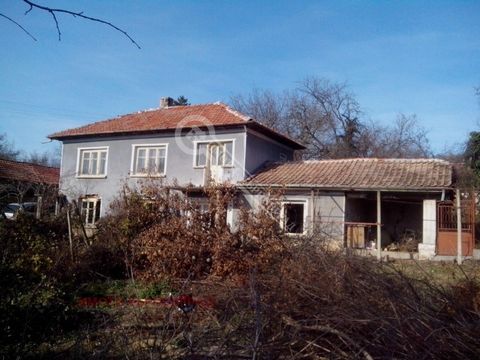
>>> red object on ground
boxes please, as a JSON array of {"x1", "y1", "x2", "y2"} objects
[{"x1": 175, "y1": 294, "x2": 195, "y2": 313}]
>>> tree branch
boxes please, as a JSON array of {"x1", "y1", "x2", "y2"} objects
[
  {"x1": 0, "y1": 12, "x2": 37, "y2": 41},
  {"x1": 22, "y1": 0, "x2": 140, "y2": 49}
]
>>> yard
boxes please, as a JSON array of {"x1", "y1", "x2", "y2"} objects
[
  {"x1": 1, "y1": 189, "x2": 479, "y2": 359},
  {"x1": 15, "y1": 257, "x2": 480, "y2": 359}
]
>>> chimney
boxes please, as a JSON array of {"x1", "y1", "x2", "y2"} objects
[{"x1": 160, "y1": 97, "x2": 178, "y2": 108}]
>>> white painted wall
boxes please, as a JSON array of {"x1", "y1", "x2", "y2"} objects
[{"x1": 419, "y1": 199, "x2": 436, "y2": 259}]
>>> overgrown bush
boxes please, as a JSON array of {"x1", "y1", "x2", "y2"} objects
[
  {"x1": 46, "y1": 249, "x2": 480, "y2": 359},
  {"x1": 3, "y1": 183, "x2": 478, "y2": 358},
  {"x1": 98, "y1": 181, "x2": 288, "y2": 281},
  {"x1": 258, "y1": 245, "x2": 480, "y2": 358},
  {"x1": 0, "y1": 213, "x2": 75, "y2": 356}
]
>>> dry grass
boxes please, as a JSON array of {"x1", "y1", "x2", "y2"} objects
[
  {"x1": 390, "y1": 259, "x2": 480, "y2": 286},
  {"x1": 34, "y1": 252, "x2": 480, "y2": 359}
]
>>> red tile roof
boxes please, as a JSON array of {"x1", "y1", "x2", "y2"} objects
[
  {"x1": 48, "y1": 103, "x2": 304, "y2": 149},
  {"x1": 0, "y1": 159, "x2": 59, "y2": 185},
  {"x1": 242, "y1": 158, "x2": 452, "y2": 190}
]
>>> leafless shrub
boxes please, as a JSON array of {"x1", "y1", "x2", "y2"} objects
[
  {"x1": 98, "y1": 180, "x2": 288, "y2": 282},
  {"x1": 66, "y1": 182, "x2": 480, "y2": 359},
  {"x1": 58, "y1": 251, "x2": 479, "y2": 359},
  {"x1": 231, "y1": 77, "x2": 433, "y2": 159}
]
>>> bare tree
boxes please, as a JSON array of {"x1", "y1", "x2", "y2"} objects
[
  {"x1": 231, "y1": 89, "x2": 291, "y2": 133},
  {"x1": 26, "y1": 146, "x2": 61, "y2": 167},
  {"x1": 0, "y1": 0, "x2": 140, "y2": 48},
  {"x1": 363, "y1": 114, "x2": 431, "y2": 158},
  {"x1": 0, "y1": 133, "x2": 20, "y2": 160},
  {"x1": 231, "y1": 77, "x2": 431, "y2": 159},
  {"x1": 294, "y1": 77, "x2": 364, "y2": 158},
  {"x1": 231, "y1": 78, "x2": 366, "y2": 159}
]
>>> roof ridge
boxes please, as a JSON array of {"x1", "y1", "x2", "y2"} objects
[
  {"x1": 220, "y1": 103, "x2": 252, "y2": 121},
  {"x1": 48, "y1": 102, "x2": 253, "y2": 139},
  {"x1": 301, "y1": 158, "x2": 448, "y2": 163}
]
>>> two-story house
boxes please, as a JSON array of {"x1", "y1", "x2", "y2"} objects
[
  {"x1": 49, "y1": 98, "x2": 473, "y2": 260},
  {"x1": 48, "y1": 99, "x2": 304, "y2": 226}
]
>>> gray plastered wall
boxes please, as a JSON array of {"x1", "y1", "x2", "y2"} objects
[
  {"x1": 244, "y1": 129, "x2": 295, "y2": 177},
  {"x1": 238, "y1": 189, "x2": 346, "y2": 242},
  {"x1": 58, "y1": 126, "x2": 299, "y2": 217},
  {"x1": 59, "y1": 128, "x2": 246, "y2": 216}
]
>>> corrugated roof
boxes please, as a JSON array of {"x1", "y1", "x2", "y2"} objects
[
  {"x1": 48, "y1": 102, "x2": 304, "y2": 149},
  {"x1": 0, "y1": 159, "x2": 59, "y2": 185},
  {"x1": 242, "y1": 158, "x2": 452, "y2": 190}
]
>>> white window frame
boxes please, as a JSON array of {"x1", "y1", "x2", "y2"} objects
[
  {"x1": 76, "y1": 146, "x2": 109, "y2": 178},
  {"x1": 280, "y1": 200, "x2": 308, "y2": 236},
  {"x1": 130, "y1": 143, "x2": 168, "y2": 177},
  {"x1": 193, "y1": 139, "x2": 235, "y2": 168},
  {"x1": 80, "y1": 196, "x2": 102, "y2": 226}
]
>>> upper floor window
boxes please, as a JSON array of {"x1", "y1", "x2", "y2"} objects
[
  {"x1": 77, "y1": 147, "x2": 108, "y2": 177},
  {"x1": 194, "y1": 141, "x2": 233, "y2": 167},
  {"x1": 131, "y1": 144, "x2": 167, "y2": 176}
]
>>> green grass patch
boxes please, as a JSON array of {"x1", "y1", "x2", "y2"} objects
[
  {"x1": 389, "y1": 259, "x2": 480, "y2": 286},
  {"x1": 77, "y1": 279, "x2": 172, "y2": 299}
]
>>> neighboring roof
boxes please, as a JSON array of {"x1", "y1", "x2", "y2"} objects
[
  {"x1": 0, "y1": 158, "x2": 59, "y2": 185},
  {"x1": 241, "y1": 158, "x2": 452, "y2": 191},
  {"x1": 48, "y1": 102, "x2": 305, "y2": 150}
]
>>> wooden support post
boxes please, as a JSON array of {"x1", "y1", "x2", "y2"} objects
[
  {"x1": 36, "y1": 195, "x2": 42, "y2": 219},
  {"x1": 67, "y1": 207, "x2": 73, "y2": 261},
  {"x1": 376, "y1": 191, "x2": 382, "y2": 261},
  {"x1": 310, "y1": 189, "x2": 315, "y2": 234},
  {"x1": 456, "y1": 188, "x2": 462, "y2": 265}
]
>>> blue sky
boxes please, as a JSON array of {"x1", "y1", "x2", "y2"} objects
[{"x1": 0, "y1": 0, "x2": 479, "y2": 156}]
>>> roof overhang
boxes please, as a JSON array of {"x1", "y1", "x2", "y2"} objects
[
  {"x1": 48, "y1": 121, "x2": 306, "y2": 151},
  {"x1": 237, "y1": 183, "x2": 451, "y2": 193},
  {"x1": 245, "y1": 122, "x2": 305, "y2": 150},
  {"x1": 48, "y1": 123, "x2": 247, "y2": 141}
]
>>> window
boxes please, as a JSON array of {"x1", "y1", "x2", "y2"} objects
[
  {"x1": 131, "y1": 144, "x2": 167, "y2": 176},
  {"x1": 81, "y1": 197, "x2": 101, "y2": 226},
  {"x1": 282, "y1": 202, "x2": 306, "y2": 234},
  {"x1": 194, "y1": 141, "x2": 233, "y2": 167},
  {"x1": 78, "y1": 147, "x2": 108, "y2": 177}
]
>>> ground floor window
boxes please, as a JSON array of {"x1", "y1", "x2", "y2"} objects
[
  {"x1": 81, "y1": 197, "x2": 101, "y2": 226},
  {"x1": 282, "y1": 202, "x2": 306, "y2": 235}
]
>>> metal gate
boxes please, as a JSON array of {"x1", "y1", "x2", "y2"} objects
[{"x1": 437, "y1": 199, "x2": 475, "y2": 256}]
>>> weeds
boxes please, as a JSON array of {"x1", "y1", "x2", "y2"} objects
[{"x1": 1, "y1": 182, "x2": 479, "y2": 359}]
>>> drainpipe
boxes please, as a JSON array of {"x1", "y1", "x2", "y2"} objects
[
  {"x1": 456, "y1": 188, "x2": 462, "y2": 265},
  {"x1": 377, "y1": 191, "x2": 382, "y2": 261}
]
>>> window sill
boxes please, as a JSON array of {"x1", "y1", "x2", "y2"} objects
[
  {"x1": 193, "y1": 165, "x2": 234, "y2": 169},
  {"x1": 129, "y1": 174, "x2": 166, "y2": 178},
  {"x1": 76, "y1": 175, "x2": 107, "y2": 179},
  {"x1": 284, "y1": 232, "x2": 308, "y2": 237}
]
